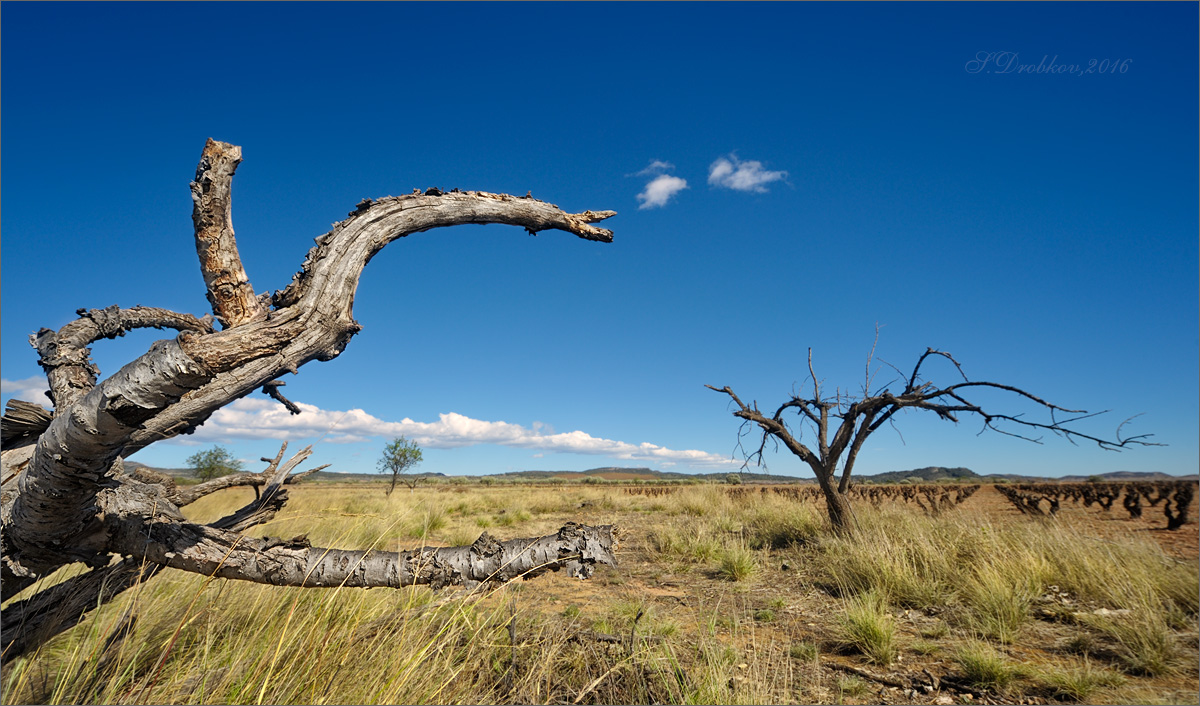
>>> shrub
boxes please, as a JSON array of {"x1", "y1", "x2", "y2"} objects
[{"x1": 789, "y1": 642, "x2": 819, "y2": 661}]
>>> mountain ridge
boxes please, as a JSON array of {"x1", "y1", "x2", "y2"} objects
[{"x1": 124, "y1": 460, "x2": 1195, "y2": 484}]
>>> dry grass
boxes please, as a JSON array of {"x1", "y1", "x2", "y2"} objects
[{"x1": 3, "y1": 482, "x2": 1196, "y2": 705}]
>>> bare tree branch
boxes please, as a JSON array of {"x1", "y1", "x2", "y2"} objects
[
  {"x1": 104, "y1": 520, "x2": 619, "y2": 591},
  {"x1": 262, "y1": 380, "x2": 301, "y2": 415},
  {"x1": 2, "y1": 442, "x2": 324, "y2": 658},
  {"x1": 0, "y1": 400, "x2": 53, "y2": 450},
  {"x1": 710, "y1": 340, "x2": 1159, "y2": 534},
  {"x1": 2, "y1": 140, "x2": 616, "y2": 601},
  {"x1": 191, "y1": 139, "x2": 265, "y2": 328},
  {"x1": 28, "y1": 305, "x2": 214, "y2": 413}
]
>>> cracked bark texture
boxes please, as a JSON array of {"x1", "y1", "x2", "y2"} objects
[{"x1": 0, "y1": 139, "x2": 618, "y2": 658}]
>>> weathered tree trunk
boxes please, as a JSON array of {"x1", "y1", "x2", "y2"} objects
[
  {"x1": 813, "y1": 467, "x2": 857, "y2": 535},
  {"x1": 0, "y1": 139, "x2": 619, "y2": 658}
]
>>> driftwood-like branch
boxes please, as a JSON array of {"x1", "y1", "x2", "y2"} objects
[
  {"x1": 106, "y1": 521, "x2": 618, "y2": 590},
  {"x1": 2, "y1": 140, "x2": 615, "y2": 590},
  {"x1": 1, "y1": 139, "x2": 618, "y2": 661},
  {"x1": 28, "y1": 305, "x2": 214, "y2": 413},
  {"x1": 1, "y1": 442, "x2": 325, "y2": 658},
  {"x1": 6, "y1": 340, "x2": 213, "y2": 586},
  {"x1": 171, "y1": 464, "x2": 324, "y2": 507},
  {"x1": 262, "y1": 380, "x2": 301, "y2": 415},
  {"x1": 121, "y1": 195, "x2": 613, "y2": 459},
  {"x1": 191, "y1": 138, "x2": 265, "y2": 328}
]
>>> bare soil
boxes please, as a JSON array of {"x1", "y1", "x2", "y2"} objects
[{"x1": 541, "y1": 484, "x2": 1199, "y2": 705}]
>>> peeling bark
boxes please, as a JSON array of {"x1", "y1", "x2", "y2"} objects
[
  {"x1": 0, "y1": 139, "x2": 618, "y2": 658},
  {"x1": 6, "y1": 339, "x2": 213, "y2": 585},
  {"x1": 107, "y1": 521, "x2": 618, "y2": 590},
  {"x1": 30, "y1": 305, "x2": 214, "y2": 412},
  {"x1": 191, "y1": 139, "x2": 265, "y2": 328},
  {"x1": 0, "y1": 400, "x2": 54, "y2": 449}
]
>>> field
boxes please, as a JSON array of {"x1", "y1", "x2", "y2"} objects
[{"x1": 3, "y1": 481, "x2": 1197, "y2": 705}]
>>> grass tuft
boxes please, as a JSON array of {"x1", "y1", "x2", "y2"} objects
[
  {"x1": 836, "y1": 589, "x2": 897, "y2": 665},
  {"x1": 717, "y1": 547, "x2": 758, "y2": 582},
  {"x1": 1039, "y1": 659, "x2": 1127, "y2": 702},
  {"x1": 955, "y1": 640, "x2": 1022, "y2": 692}
]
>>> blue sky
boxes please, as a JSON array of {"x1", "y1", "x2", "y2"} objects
[{"x1": 2, "y1": 2, "x2": 1196, "y2": 479}]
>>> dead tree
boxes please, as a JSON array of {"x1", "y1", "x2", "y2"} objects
[
  {"x1": 0, "y1": 139, "x2": 619, "y2": 658},
  {"x1": 708, "y1": 341, "x2": 1159, "y2": 534}
]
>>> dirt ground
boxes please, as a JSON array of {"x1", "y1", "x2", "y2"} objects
[
  {"x1": 539, "y1": 484, "x2": 1200, "y2": 705},
  {"x1": 961, "y1": 485, "x2": 1199, "y2": 562}
]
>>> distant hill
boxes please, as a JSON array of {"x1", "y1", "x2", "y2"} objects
[
  {"x1": 856, "y1": 466, "x2": 979, "y2": 484},
  {"x1": 122, "y1": 460, "x2": 1194, "y2": 485},
  {"x1": 856, "y1": 467, "x2": 1197, "y2": 484},
  {"x1": 489, "y1": 467, "x2": 811, "y2": 484},
  {"x1": 1053, "y1": 471, "x2": 1197, "y2": 482}
]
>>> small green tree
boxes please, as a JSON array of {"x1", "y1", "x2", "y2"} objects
[
  {"x1": 186, "y1": 445, "x2": 244, "y2": 481},
  {"x1": 725, "y1": 473, "x2": 743, "y2": 485},
  {"x1": 378, "y1": 436, "x2": 424, "y2": 495}
]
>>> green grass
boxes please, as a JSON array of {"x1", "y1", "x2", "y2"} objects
[
  {"x1": 788, "y1": 642, "x2": 819, "y2": 662},
  {"x1": 955, "y1": 640, "x2": 1023, "y2": 693},
  {"x1": 836, "y1": 589, "x2": 897, "y2": 665},
  {"x1": 717, "y1": 547, "x2": 758, "y2": 582},
  {"x1": 1081, "y1": 606, "x2": 1184, "y2": 676},
  {"x1": 1039, "y1": 659, "x2": 1127, "y2": 702}
]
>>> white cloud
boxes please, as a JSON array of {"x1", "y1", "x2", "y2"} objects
[
  {"x1": 1, "y1": 377, "x2": 51, "y2": 406},
  {"x1": 708, "y1": 154, "x2": 787, "y2": 192},
  {"x1": 635, "y1": 160, "x2": 676, "y2": 177},
  {"x1": 637, "y1": 174, "x2": 688, "y2": 210},
  {"x1": 176, "y1": 397, "x2": 737, "y2": 469}
]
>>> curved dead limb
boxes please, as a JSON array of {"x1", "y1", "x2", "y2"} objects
[
  {"x1": 30, "y1": 305, "x2": 215, "y2": 413},
  {"x1": 191, "y1": 138, "x2": 265, "y2": 328},
  {"x1": 2, "y1": 140, "x2": 619, "y2": 658},
  {"x1": 2, "y1": 139, "x2": 615, "y2": 590}
]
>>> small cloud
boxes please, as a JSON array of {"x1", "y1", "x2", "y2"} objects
[
  {"x1": 637, "y1": 174, "x2": 688, "y2": 210},
  {"x1": 1, "y1": 376, "x2": 51, "y2": 406},
  {"x1": 708, "y1": 154, "x2": 787, "y2": 193},
  {"x1": 635, "y1": 160, "x2": 675, "y2": 177}
]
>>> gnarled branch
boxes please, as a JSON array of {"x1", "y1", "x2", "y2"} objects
[
  {"x1": 28, "y1": 305, "x2": 214, "y2": 413},
  {"x1": 3, "y1": 139, "x2": 615, "y2": 616},
  {"x1": 2, "y1": 442, "x2": 321, "y2": 657},
  {"x1": 106, "y1": 520, "x2": 618, "y2": 590},
  {"x1": 191, "y1": 138, "x2": 265, "y2": 328}
]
